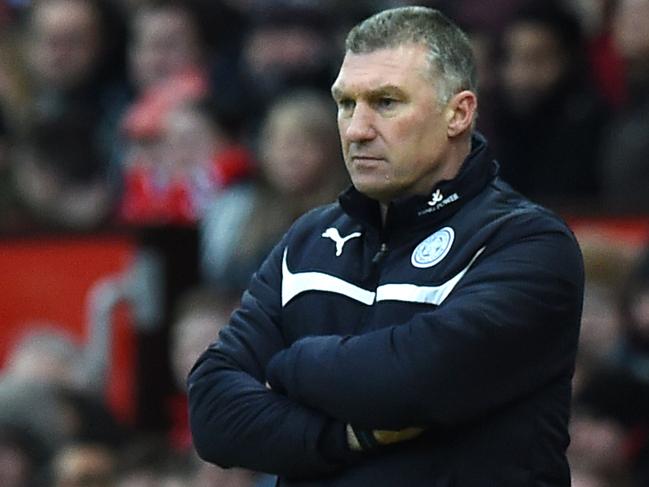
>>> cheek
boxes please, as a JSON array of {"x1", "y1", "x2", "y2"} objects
[
  {"x1": 337, "y1": 123, "x2": 349, "y2": 146},
  {"x1": 388, "y1": 117, "x2": 439, "y2": 154}
]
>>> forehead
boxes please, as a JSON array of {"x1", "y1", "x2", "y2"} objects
[{"x1": 332, "y1": 44, "x2": 431, "y2": 95}]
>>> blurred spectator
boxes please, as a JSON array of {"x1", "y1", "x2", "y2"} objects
[
  {"x1": 568, "y1": 0, "x2": 627, "y2": 109},
  {"x1": 115, "y1": 1, "x2": 255, "y2": 226},
  {"x1": 167, "y1": 288, "x2": 238, "y2": 451},
  {"x1": 127, "y1": 1, "x2": 205, "y2": 93},
  {"x1": 21, "y1": 0, "x2": 126, "y2": 162},
  {"x1": 634, "y1": 441, "x2": 649, "y2": 487},
  {"x1": 192, "y1": 460, "x2": 258, "y2": 487},
  {"x1": 454, "y1": 0, "x2": 527, "y2": 32},
  {"x1": 491, "y1": 1, "x2": 610, "y2": 210},
  {"x1": 5, "y1": 0, "x2": 128, "y2": 230},
  {"x1": 113, "y1": 0, "x2": 211, "y2": 172},
  {"x1": 615, "y1": 246, "x2": 649, "y2": 383},
  {"x1": 571, "y1": 467, "x2": 609, "y2": 487},
  {"x1": 121, "y1": 0, "x2": 245, "y2": 131},
  {"x1": 0, "y1": 20, "x2": 30, "y2": 125},
  {"x1": 52, "y1": 442, "x2": 116, "y2": 487},
  {"x1": 165, "y1": 288, "x2": 268, "y2": 486},
  {"x1": 114, "y1": 437, "x2": 189, "y2": 487},
  {"x1": 598, "y1": 0, "x2": 649, "y2": 213},
  {"x1": 0, "y1": 423, "x2": 48, "y2": 487},
  {"x1": 237, "y1": 6, "x2": 337, "y2": 131},
  {"x1": 570, "y1": 242, "x2": 649, "y2": 487},
  {"x1": 11, "y1": 111, "x2": 116, "y2": 230},
  {"x1": 571, "y1": 364, "x2": 649, "y2": 486},
  {"x1": 119, "y1": 99, "x2": 252, "y2": 226},
  {"x1": 463, "y1": 27, "x2": 498, "y2": 141},
  {"x1": 3, "y1": 326, "x2": 85, "y2": 389},
  {"x1": 113, "y1": 433, "x2": 264, "y2": 486},
  {"x1": 0, "y1": 104, "x2": 22, "y2": 232},
  {"x1": 26, "y1": 0, "x2": 108, "y2": 98},
  {"x1": 568, "y1": 411, "x2": 633, "y2": 486},
  {"x1": 169, "y1": 288, "x2": 237, "y2": 392},
  {"x1": 0, "y1": 327, "x2": 82, "y2": 458},
  {"x1": 201, "y1": 89, "x2": 347, "y2": 293},
  {"x1": 124, "y1": 0, "x2": 246, "y2": 117},
  {"x1": 576, "y1": 237, "x2": 633, "y2": 367},
  {"x1": 0, "y1": 325, "x2": 125, "y2": 464}
]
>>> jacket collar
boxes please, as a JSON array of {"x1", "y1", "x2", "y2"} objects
[{"x1": 339, "y1": 132, "x2": 498, "y2": 236}]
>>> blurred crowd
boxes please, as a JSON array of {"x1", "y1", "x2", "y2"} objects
[{"x1": 0, "y1": 0, "x2": 649, "y2": 486}]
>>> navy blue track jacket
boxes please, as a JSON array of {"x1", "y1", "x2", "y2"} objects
[{"x1": 188, "y1": 134, "x2": 584, "y2": 486}]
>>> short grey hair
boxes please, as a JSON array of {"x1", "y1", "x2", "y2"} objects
[{"x1": 345, "y1": 6, "x2": 477, "y2": 105}]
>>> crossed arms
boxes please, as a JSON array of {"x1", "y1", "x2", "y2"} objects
[{"x1": 188, "y1": 228, "x2": 583, "y2": 478}]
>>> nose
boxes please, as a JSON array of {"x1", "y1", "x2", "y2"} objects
[{"x1": 343, "y1": 103, "x2": 376, "y2": 142}]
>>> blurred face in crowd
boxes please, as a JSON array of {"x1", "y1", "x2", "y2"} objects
[
  {"x1": 568, "y1": 414, "x2": 628, "y2": 474},
  {"x1": 193, "y1": 461, "x2": 257, "y2": 487},
  {"x1": 578, "y1": 283, "x2": 621, "y2": 360},
  {"x1": 171, "y1": 311, "x2": 229, "y2": 389},
  {"x1": 161, "y1": 105, "x2": 226, "y2": 176},
  {"x1": 260, "y1": 99, "x2": 337, "y2": 196},
  {"x1": 245, "y1": 25, "x2": 326, "y2": 75},
  {"x1": 613, "y1": 0, "x2": 649, "y2": 61},
  {"x1": 571, "y1": 468, "x2": 607, "y2": 487},
  {"x1": 116, "y1": 471, "x2": 160, "y2": 487},
  {"x1": 28, "y1": 0, "x2": 101, "y2": 90},
  {"x1": 332, "y1": 43, "x2": 473, "y2": 203},
  {"x1": 501, "y1": 22, "x2": 568, "y2": 113},
  {"x1": 7, "y1": 330, "x2": 82, "y2": 388},
  {"x1": 0, "y1": 443, "x2": 32, "y2": 487},
  {"x1": 54, "y1": 445, "x2": 115, "y2": 487},
  {"x1": 130, "y1": 7, "x2": 202, "y2": 90},
  {"x1": 629, "y1": 287, "x2": 649, "y2": 343}
]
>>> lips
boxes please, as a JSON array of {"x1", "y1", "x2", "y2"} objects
[{"x1": 350, "y1": 155, "x2": 384, "y2": 161}]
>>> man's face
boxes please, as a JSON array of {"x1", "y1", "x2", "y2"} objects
[
  {"x1": 130, "y1": 9, "x2": 201, "y2": 90},
  {"x1": 614, "y1": 0, "x2": 649, "y2": 61},
  {"x1": 331, "y1": 44, "x2": 453, "y2": 203},
  {"x1": 29, "y1": 0, "x2": 101, "y2": 90},
  {"x1": 501, "y1": 23, "x2": 567, "y2": 114}
]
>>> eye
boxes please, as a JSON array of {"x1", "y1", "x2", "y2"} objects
[
  {"x1": 376, "y1": 97, "x2": 397, "y2": 110},
  {"x1": 336, "y1": 98, "x2": 355, "y2": 115}
]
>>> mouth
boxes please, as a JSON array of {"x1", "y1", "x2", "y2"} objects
[{"x1": 350, "y1": 155, "x2": 384, "y2": 164}]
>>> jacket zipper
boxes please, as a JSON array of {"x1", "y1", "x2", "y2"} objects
[
  {"x1": 370, "y1": 242, "x2": 388, "y2": 305},
  {"x1": 372, "y1": 242, "x2": 388, "y2": 265}
]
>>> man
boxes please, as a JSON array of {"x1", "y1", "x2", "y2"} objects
[
  {"x1": 493, "y1": 2, "x2": 609, "y2": 208},
  {"x1": 188, "y1": 7, "x2": 583, "y2": 486}
]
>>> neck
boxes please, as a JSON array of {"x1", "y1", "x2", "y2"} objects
[
  {"x1": 436, "y1": 135, "x2": 472, "y2": 183},
  {"x1": 379, "y1": 135, "x2": 472, "y2": 222}
]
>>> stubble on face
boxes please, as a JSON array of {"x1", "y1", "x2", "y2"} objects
[{"x1": 332, "y1": 44, "x2": 454, "y2": 204}]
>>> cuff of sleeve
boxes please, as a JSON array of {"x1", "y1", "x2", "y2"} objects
[
  {"x1": 348, "y1": 425, "x2": 380, "y2": 451},
  {"x1": 319, "y1": 421, "x2": 362, "y2": 464}
]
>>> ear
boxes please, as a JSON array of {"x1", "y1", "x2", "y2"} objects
[{"x1": 445, "y1": 90, "x2": 478, "y2": 138}]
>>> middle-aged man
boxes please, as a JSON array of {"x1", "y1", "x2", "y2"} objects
[{"x1": 188, "y1": 6, "x2": 584, "y2": 486}]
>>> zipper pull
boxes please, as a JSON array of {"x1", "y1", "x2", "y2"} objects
[{"x1": 372, "y1": 243, "x2": 388, "y2": 264}]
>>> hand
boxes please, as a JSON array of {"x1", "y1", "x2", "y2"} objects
[
  {"x1": 373, "y1": 427, "x2": 425, "y2": 445},
  {"x1": 346, "y1": 424, "x2": 424, "y2": 451}
]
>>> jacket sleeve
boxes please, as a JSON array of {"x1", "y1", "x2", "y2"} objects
[
  {"x1": 265, "y1": 227, "x2": 584, "y2": 430},
  {"x1": 187, "y1": 236, "x2": 356, "y2": 477}
]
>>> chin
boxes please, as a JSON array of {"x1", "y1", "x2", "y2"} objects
[{"x1": 352, "y1": 181, "x2": 393, "y2": 203}]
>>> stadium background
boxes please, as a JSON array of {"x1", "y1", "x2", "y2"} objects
[{"x1": 1, "y1": 0, "x2": 649, "y2": 485}]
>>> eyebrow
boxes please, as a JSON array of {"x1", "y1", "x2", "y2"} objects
[{"x1": 331, "y1": 84, "x2": 406, "y2": 100}]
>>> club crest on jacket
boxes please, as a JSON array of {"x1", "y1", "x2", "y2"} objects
[{"x1": 411, "y1": 227, "x2": 455, "y2": 268}]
